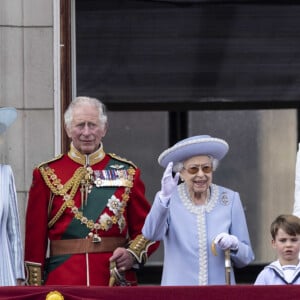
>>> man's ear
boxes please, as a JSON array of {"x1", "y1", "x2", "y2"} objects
[
  {"x1": 102, "y1": 123, "x2": 108, "y2": 138},
  {"x1": 65, "y1": 124, "x2": 72, "y2": 138}
]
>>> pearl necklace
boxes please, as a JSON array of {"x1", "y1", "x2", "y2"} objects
[{"x1": 178, "y1": 183, "x2": 219, "y2": 214}]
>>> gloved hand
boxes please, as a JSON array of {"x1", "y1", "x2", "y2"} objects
[
  {"x1": 159, "y1": 162, "x2": 180, "y2": 201},
  {"x1": 214, "y1": 232, "x2": 239, "y2": 251}
]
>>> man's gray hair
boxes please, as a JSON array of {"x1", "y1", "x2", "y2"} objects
[{"x1": 64, "y1": 96, "x2": 108, "y2": 130}]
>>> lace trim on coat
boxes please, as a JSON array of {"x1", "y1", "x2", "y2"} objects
[{"x1": 178, "y1": 183, "x2": 219, "y2": 285}]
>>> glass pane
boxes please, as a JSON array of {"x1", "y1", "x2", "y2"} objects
[{"x1": 104, "y1": 111, "x2": 169, "y2": 263}]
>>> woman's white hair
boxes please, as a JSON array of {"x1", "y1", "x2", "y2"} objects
[
  {"x1": 173, "y1": 155, "x2": 219, "y2": 172},
  {"x1": 64, "y1": 96, "x2": 108, "y2": 130}
]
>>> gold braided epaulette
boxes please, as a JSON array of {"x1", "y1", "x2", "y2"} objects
[
  {"x1": 127, "y1": 234, "x2": 156, "y2": 264},
  {"x1": 37, "y1": 154, "x2": 64, "y2": 169},
  {"x1": 43, "y1": 166, "x2": 88, "y2": 228},
  {"x1": 39, "y1": 165, "x2": 86, "y2": 196},
  {"x1": 108, "y1": 153, "x2": 137, "y2": 169}
]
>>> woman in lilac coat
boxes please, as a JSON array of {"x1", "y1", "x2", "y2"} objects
[{"x1": 142, "y1": 135, "x2": 254, "y2": 285}]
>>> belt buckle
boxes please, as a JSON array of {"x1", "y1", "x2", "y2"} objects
[{"x1": 92, "y1": 234, "x2": 102, "y2": 243}]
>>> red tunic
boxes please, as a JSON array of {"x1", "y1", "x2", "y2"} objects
[{"x1": 25, "y1": 146, "x2": 158, "y2": 286}]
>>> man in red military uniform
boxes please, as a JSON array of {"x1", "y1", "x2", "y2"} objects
[{"x1": 24, "y1": 96, "x2": 159, "y2": 286}]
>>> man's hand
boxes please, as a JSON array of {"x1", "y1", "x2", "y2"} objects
[{"x1": 109, "y1": 247, "x2": 135, "y2": 272}]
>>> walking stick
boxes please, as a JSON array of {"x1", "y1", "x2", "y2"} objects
[
  {"x1": 211, "y1": 242, "x2": 231, "y2": 285},
  {"x1": 224, "y1": 248, "x2": 231, "y2": 285}
]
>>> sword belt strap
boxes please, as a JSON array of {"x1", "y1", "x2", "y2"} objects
[{"x1": 50, "y1": 237, "x2": 127, "y2": 256}]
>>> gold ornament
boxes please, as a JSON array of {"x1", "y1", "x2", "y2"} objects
[
  {"x1": 46, "y1": 290, "x2": 64, "y2": 300},
  {"x1": 211, "y1": 241, "x2": 217, "y2": 256}
]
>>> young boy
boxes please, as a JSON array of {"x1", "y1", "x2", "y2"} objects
[{"x1": 254, "y1": 214, "x2": 300, "y2": 285}]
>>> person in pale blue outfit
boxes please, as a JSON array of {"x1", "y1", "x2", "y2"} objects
[
  {"x1": 254, "y1": 214, "x2": 300, "y2": 285},
  {"x1": 0, "y1": 107, "x2": 25, "y2": 285},
  {"x1": 142, "y1": 135, "x2": 254, "y2": 285}
]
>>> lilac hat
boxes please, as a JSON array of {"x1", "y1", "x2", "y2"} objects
[
  {"x1": 158, "y1": 135, "x2": 229, "y2": 168},
  {"x1": 0, "y1": 107, "x2": 17, "y2": 134}
]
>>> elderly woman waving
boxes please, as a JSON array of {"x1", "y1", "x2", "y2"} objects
[{"x1": 142, "y1": 135, "x2": 254, "y2": 286}]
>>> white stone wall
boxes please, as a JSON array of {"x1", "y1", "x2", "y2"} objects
[{"x1": 0, "y1": 0, "x2": 55, "y2": 239}]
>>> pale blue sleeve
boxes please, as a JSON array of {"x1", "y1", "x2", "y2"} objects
[
  {"x1": 142, "y1": 192, "x2": 170, "y2": 241},
  {"x1": 254, "y1": 269, "x2": 269, "y2": 285},
  {"x1": 229, "y1": 191, "x2": 255, "y2": 268}
]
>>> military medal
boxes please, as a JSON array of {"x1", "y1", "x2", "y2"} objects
[
  {"x1": 94, "y1": 177, "x2": 102, "y2": 187},
  {"x1": 79, "y1": 166, "x2": 94, "y2": 208}
]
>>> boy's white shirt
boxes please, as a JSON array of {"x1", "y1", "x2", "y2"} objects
[{"x1": 270, "y1": 260, "x2": 300, "y2": 284}]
